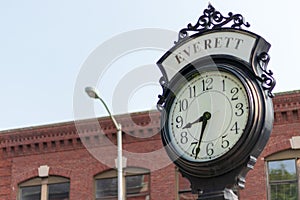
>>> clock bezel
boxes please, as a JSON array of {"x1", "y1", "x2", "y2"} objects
[{"x1": 160, "y1": 57, "x2": 265, "y2": 177}]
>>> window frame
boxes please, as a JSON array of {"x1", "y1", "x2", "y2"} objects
[
  {"x1": 267, "y1": 159, "x2": 298, "y2": 200},
  {"x1": 18, "y1": 176, "x2": 70, "y2": 200},
  {"x1": 265, "y1": 149, "x2": 300, "y2": 200},
  {"x1": 94, "y1": 167, "x2": 150, "y2": 199}
]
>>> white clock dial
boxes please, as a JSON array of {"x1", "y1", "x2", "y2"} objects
[{"x1": 168, "y1": 69, "x2": 249, "y2": 162}]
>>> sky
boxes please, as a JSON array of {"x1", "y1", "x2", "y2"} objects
[{"x1": 1, "y1": 0, "x2": 300, "y2": 131}]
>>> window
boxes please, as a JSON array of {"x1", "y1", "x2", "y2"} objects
[
  {"x1": 48, "y1": 182, "x2": 70, "y2": 200},
  {"x1": 19, "y1": 176, "x2": 70, "y2": 200},
  {"x1": 95, "y1": 167, "x2": 150, "y2": 199},
  {"x1": 265, "y1": 149, "x2": 300, "y2": 200},
  {"x1": 267, "y1": 159, "x2": 298, "y2": 200},
  {"x1": 20, "y1": 185, "x2": 41, "y2": 200}
]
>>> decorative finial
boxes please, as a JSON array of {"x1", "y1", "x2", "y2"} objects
[{"x1": 176, "y1": 4, "x2": 250, "y2": 43}]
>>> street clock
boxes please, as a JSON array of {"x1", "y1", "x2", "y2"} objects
[{"x1": 156, "y1": 4, "x2": 275, "y2": 199}]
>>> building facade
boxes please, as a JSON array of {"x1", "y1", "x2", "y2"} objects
[{"x1": 1, "y1": 90, "x2": 300, "y2": 200}]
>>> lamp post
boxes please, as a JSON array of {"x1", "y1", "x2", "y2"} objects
[{"x1": 85, "y1": 87, "x2": 125, "y2": 200}]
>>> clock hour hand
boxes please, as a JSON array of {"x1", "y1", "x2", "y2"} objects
[
  {"x1": 182, "y1": 116, "x2": 204, "y2": 129},
  {"x1": 194, "y1": 112, "x2": 211, "y2": 159},
  {"x1": 182, "y1": 111, "x2": 212, "y2": 129}
]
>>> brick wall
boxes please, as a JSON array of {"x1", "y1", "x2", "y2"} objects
[
  {"x1": 0, "y1": 157, "x2": 11, "y2": 199},
  {"x1": 1, "y1": 91, "x2": 300, "y2": 200}
]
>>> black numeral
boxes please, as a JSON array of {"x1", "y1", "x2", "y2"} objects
[
  {"x1": 231, "y1": 87, "x2": 239, "y2": 101},
  {"x1": 178, "y1": 99, "x2": 188, "y2": 112},
  {"x1": 222, "y1": 79, "x2": 226, "y2": 92},
  {"x1": 230, "y1": 122, "x2": 240, "y2": 134},
  {"x1": 191, "y1": 142, "x2": 198, "y2": 155},
  {"x1": 180, "y1": 132, "x2": 188, "y2": 144},
  {"x1": 189, "y1": 85, "x2": 196, "y2": 98},
  {"x1": 221, "y1": 135, "x2": 230, "y2": 148},
  {"x1": 202, "y1": 78, "x2": 213, "y2": 91},
  {"x1": 206, "y1": 142, "x2": 214, "y2": 156},
  {"x1": 235, "y1": 103, "x2": 244, "y2": 116},
  {"x1": 176, "y1": 116, "x2": 183, "y2": 128}
]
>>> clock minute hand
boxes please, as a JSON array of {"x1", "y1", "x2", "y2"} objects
[{"x1": 195, "y1": 112, "x2": 211, "y2": 159}]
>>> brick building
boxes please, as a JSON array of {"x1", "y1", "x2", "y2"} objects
[{"x1": 1, "y1": 90, "x2": 300, "y2": 200}]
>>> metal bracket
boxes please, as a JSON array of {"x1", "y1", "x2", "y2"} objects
[{"x1": 257, "y1": 52, "x2": 276, "y2": 98}]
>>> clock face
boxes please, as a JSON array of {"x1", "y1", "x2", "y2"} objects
[{"x1": 166, "y1": 67, "x2": 250, "y2": 162}]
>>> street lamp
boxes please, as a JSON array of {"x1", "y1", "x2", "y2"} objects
[{"x1": 85, "y1": 87, "x2": 125, "y2": 200}]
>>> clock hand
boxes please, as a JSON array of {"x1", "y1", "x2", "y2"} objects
[
  {"x1": 194, "y1": 112, "x2": 211, "y2": 159},
  {"x1": 182, "y1": 115, "x2": 204, "y2": 129}
]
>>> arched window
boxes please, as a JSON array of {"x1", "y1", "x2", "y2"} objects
[
  {"x1": 95, "y1": 167, "x2": 150, "y2": 199},
  {"x1": 19, "y1": 176, "x2": 70, "y2": 200}
]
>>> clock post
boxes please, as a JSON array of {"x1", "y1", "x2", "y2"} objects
[{"x1": 156, "y1": 4, "x2": 276, "y2": 199}]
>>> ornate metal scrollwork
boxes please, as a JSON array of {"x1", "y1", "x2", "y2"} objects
[
  {"x1": 157, "y1": 76, "x2": 168, "y2": 111},
  {"x1": 257, "y1": 52, "x2": 276, "y2": 98},
  {"x1": 176, "y1": 4, "x2": 250, "y2": 43}
]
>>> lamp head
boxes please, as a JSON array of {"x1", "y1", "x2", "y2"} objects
[
  {"x1": 85, "y1": 87, "x2": 100, "y2": 99},
  {"x1": 85, "y1": 86, "x2": 120, "y2": 129}
]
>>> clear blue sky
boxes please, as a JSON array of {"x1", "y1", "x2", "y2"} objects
[{"x1": 1, "y1": 0, "x2": 300, "y2": 131}]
